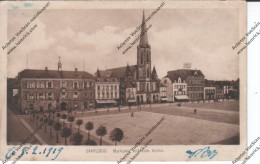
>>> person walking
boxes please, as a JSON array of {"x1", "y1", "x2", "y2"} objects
[
  {"x1": 131, "y1": 112, "x2": 134, "y2": 118},
  {"x1": 194, "y1": 109, "x2": 197, "y2": 114}
]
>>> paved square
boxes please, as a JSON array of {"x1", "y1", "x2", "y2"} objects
[{"x1": 77, "y1": 111, "x2": 239, "y2": 145}]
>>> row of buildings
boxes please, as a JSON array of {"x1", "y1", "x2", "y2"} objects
[{"x1": 7, "y1": 11, "x2": 239, "y2": 113}]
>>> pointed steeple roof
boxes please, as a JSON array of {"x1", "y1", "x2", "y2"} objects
[
  {"x1": 139, "y1": 10, "x2": 149, "y2": 45},
  {"x1": 125, "y1": 63, "x2": 132, "y2": 76},
  {"x1": 151, "y1": 66, "x2": 158, "y2": 79},
  {"x1": 96, "y1": 67, "x2": 101, "y2": 77}
]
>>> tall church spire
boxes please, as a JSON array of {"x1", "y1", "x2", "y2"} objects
[{"x1": 139, "y1": 10, "x2": 149, "y2": 45}]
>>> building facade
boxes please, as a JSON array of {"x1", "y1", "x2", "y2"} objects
[
  {"x1": 162, "y1": 69, "x2": 205, "y2": 102},
  {"x1": 161, "y1": 76, "x2": 188, "y2": 102},
  {"x1": 17, "y1": 61, "x2": 95, "y2": 113},
  {"x1": 94, "y1": 75, "x2": 120, "y2": 107},
  {"x1": 159, "y1": 84, "x2": 167, "y2": 102}
]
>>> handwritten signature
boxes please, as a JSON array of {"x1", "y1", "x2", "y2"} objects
[{"x1": 186, "y1": 146, "x2": 218, "y2": 159}]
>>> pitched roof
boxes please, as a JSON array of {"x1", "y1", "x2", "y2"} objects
[
  {"x1": 160, "y1": 83, "x2": 167, "y2": 87},
  {"x1": 18, "y1": 69, "x2": 94, "y2": 79},
  {"x1": 151, "y1": 66, "x2": 158, "y2": 79},
  {"x1": 99, "y1": 65, "x2": 137, "y2": 79},
  {"x1": 204, "y1": 79, "x2": 216, "y2": 87},
  {"x1": 125, "y1": 82, "x2": 136, "y2": 88},
  {"x1": 166, "y1": 69, "x2": 204, "y2": 82}
]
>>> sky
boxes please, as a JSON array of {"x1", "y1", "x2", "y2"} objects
[{"x1": 7, "y1": 8, "x2": 240, "y2": 80}]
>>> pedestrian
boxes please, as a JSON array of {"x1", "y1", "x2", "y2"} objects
[
  {"x1": 131, "y1": 112, "x2": 134, "y2": 118},
  {"x1": 194, "y1": 109, "x2": 197, "y2": 114}
]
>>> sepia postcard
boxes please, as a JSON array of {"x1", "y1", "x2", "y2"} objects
[{"x1": 0, "y1": 0, "x2": 248, "y2": 163}]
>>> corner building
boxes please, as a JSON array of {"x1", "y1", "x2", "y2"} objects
[{"x1": 17, "y1": 60, "x2": 95, "y2": 113}]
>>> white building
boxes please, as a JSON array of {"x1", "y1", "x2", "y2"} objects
[{"x1": 161, "y1": 76, "x2": 188, "y2": 102}]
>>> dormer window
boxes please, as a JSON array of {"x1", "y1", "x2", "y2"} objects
[
  {"x1": 178, "y1": 77, "x2": 181, "y2": 83},
  {"x1": 194, "y1": 71, "x2": 198, "y2": 76}
]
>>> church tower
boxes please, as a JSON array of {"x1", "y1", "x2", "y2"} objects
[{"x1": 137, "y1": 10, "x2": 151, "y2": 81}]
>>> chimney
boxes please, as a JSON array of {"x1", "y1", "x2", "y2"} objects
[
  {"x1": 45, "y1": 67, "x2": 48, "y2": 71},
  {"x1": 75, "y1": 68, "x2": 78, "y2": 71}
]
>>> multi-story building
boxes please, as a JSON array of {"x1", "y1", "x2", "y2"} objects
[
  {"x1": 161, "y1": 74, "x2": 188, "y2": 102},
  {"x1": 162, "y1": 69, "x2": 205, "y2": 102},
  {"x1": 204, "y1": 80, "x2": 216, "y2": 100},
  {"x1": 95, "y1": 11, "x2": 160, "y2": 105},
  {"x1": 94, "y1": 73, "x2": 120, "y2": 107},
  {"x1": 17, "y1": 59, "x2": 95, "y2": 113},
  {"x1": 7, "y1": 78, "x2": 18, "y2": 109},
  {"x1": 214, "y1": 80, "x2": 239, "y2": 100},
  {"x1": 159, "y1": 84, "x2": 167, "y2": 102}
]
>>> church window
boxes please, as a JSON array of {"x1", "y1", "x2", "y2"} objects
[{"x1": 141, "y1": 54, "x2": 144, "y2": 64}]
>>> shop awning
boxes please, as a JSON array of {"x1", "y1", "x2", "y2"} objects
[
  {"x1": 128, "y1": 99, "x2": 136, "y2": 103},
  {"x1": 161, "y1": 97, "x2": 168, "y2": 101},
  {"x1": 175, "y1": 95, "x2": 189, "y2": 100},
  {"x1": 96, "y1": 100, "x2": 117, "y2": 104}
]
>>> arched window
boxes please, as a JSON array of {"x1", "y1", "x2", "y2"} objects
[{"x1": 141, "y1": 54, "x2": 144, "y2": 64}]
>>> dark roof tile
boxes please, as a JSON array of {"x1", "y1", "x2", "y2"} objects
[{"x1": 18, "y1": 69, "x2": 94, "y2": 79}]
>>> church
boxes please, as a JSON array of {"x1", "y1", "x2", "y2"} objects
[{"x1": 95, "y1": 11, "x2": 160, "y2": 105}]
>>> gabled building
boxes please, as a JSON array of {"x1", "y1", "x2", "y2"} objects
[
  {"x1": 94, "y1": 68, "x2": 120, "y2": 107},
  {"x1": 204, "y1": 80, "x2": 216, "y2": 100},
  {"x1": 162, "y1": 69, "x2": 205, "y2": 102},
  {"x1": 95, "y1": 11, "x2": 160, "y2": 105},
  {"x1": 17, "y1": 59, "x2": 95, "y2": 113}
]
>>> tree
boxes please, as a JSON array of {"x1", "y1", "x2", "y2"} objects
[
  {"x1": 35, "y1": 115, "x2": 40, "y2": 126},
  {"x1": 61, "y1": 127, "x2": 71, "y2": 145},
  {"x1": 72, "y1": 132, "x2": 83, "y2": 145},
  {"x1": 47, "y1": 119, "x2": 54, "y2": 138},
  {"x1": 84, "y1": 139, "x2": 97, "y2": 146},
  {"x1": 32, "y1": 112, "x2": 36, "y2": 124},
  {"x1": 52, "y1": 110, "x2": 56, "y2": 120},
  {"x1": 43, "y1": 117, "x2": 48, "y2": 133},
  {"x1": 56, "y1": 112, "x2": 61, "y2": 122},
  {"x1": 67, "y1": 116, "x2": 75, "y2": 130},
  {"x1": 96, "y1": 126, "x2": 107, "y2": 145},
  {"x1": 76, "y1": 119, "x2": 83, "y2": 133},
  {"x1": 39, "y1": 117, "x2": 44, "y2": 130},
  {"x1": 61, "y1": 114, "x2": 67, "y2": 127},
  {"x1": 53, "y1": 122, "x2": 62, "y2": 143},
  {"x1": 85, "y1": 122, "x2": 94, "y2": 140},
  {"x1": 109, "y1": 128, "x2": 124, "y2": 146}
]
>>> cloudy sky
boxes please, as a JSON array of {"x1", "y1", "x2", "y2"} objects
[{"x1": 7, "y1": 8, "x2": 240, "y2": 80}]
